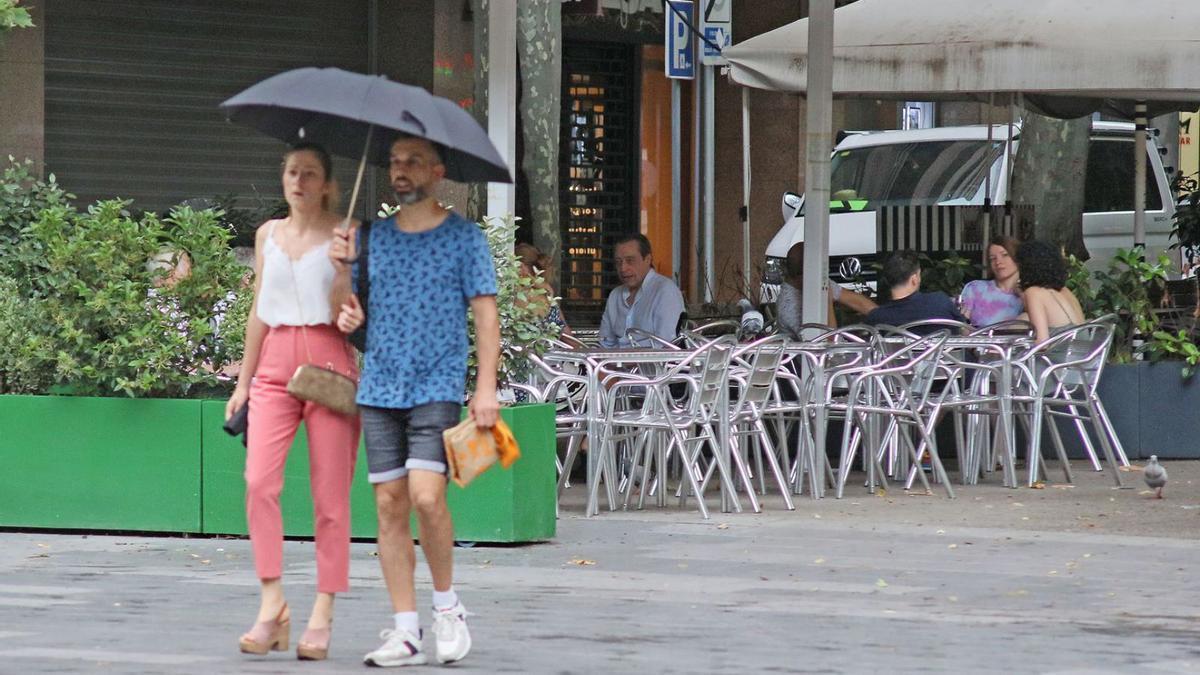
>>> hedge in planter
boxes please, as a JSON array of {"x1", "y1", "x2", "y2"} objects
[{"x1": 0, "y1": 170, "x2": 250, "y2": 398}]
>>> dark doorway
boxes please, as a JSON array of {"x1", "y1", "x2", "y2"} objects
[{"x1": 559, "y1": 41, "x2": 640, "y2": 327}]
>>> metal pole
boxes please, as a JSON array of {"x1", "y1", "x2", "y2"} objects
[
  {"x1": 703, "y1": 65, "x2": 716, "y2": 303},
  {"x1": 1134, "y1": 100, "x2": 1148, "y2": 249},
  {"x1": 741, "y1": 87, "x2": 752, "y2": 296},
  {"x1": 801, "y1": 0, "x2": 834, "y2": 326},
  {"x1": 672, "y1": 79, "x2": 682, "y2": 286},
  {"x1": 983, "y1": 94, "x2": 994, "y2": 255},
  {"x1": 692, "y1": 70, "x2": 703, "y2": 300}
]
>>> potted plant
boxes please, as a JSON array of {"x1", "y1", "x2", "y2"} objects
[
  {"x1": 0, "y1": 159, "x2": 557, "y2": 541},
  {"x1": 1063, "y1": 246, "x2": 1200, "y2": 459}
]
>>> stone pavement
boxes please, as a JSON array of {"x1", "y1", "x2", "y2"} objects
[{"x1": 2, "y1": 461, "x2": 1200, "y2": 674}]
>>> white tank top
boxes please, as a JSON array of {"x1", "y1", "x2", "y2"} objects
[{"x1": 255, "y1": 221, "x2": 336, "y2": 327}]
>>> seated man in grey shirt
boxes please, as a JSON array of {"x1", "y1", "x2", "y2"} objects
[{"x1": 599, "y1": 234, "x2": 686, "y2": 347}]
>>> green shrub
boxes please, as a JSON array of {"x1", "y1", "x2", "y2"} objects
[
  {"x1": 0, "y1": 157, "x2": 75, "y2": 288},
  {"x1": 466, "y1": 214, "x2": 560, "y2": 392},
  {"x1": 0, "y1": 198, "x2": 249, "y2": 397}
]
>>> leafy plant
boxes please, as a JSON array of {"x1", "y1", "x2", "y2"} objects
[
  {"x1": 0, "y1": 0, "x2": 32, "y2": 31},
  {"x1": 1087, "y1": 247, "x2": 1170, "y2": 360},
  {"x1": 466, "y1": 214, "x2": 561, "y2": 393},
  {"x1": 1142, "y1": 328, "x2": 1200, "y2": 377},
  {"x1": 1064, "y1": 253, "x2": 1096, "y2": 315},
  {"x1": 917, "y1": 251, "x2": 981, "y2": 297},
  {"x1": 0, "y1": 156, "x2": 75, "y2": 287},
  {"x1": 1169, "y1": 171, "x2": 1200, "y2": 252},
  {"x1": 0, "y1": 199, "x2": 249, "y2": 397}
]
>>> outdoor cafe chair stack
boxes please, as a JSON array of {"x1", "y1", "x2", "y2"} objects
[
  {"x1": 829, "y1": 330, "x2": 954, "y2": 499},
  {"x1": 783, "y1": 325, "x2": 877, "y2": 498},
  {"x1": 593, "y1": 336, "x2": 743, "y2": 519},
  {"x1": 1009, "y1": 317, "x2": 1127, "y2": 488},
  {"x1": 510, "y1": 342, "x2": 591, "y2": 495},
  {"x1": 677, "y1": 319, "x2": 740, "y2": 349},
  {"x1": 720, "y1": 334, "x2": 796, "y2": 511}
]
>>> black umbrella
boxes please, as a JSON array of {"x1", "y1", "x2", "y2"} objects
[{"x1": 220, "y1": 67, "x2": 512, "y2": 225}]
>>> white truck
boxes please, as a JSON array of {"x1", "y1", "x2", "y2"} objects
[{"x1": 760, "y1": 121, "x2": 1177, "y2": 300}]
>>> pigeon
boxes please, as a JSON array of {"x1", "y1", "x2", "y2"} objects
[{"x1": 1143, "y1": 455, "x2": 1167, "y2": 499}]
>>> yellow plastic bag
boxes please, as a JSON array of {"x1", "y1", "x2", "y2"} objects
[{"x1": 443, "y1": 418, "x2": 521, "y2": 488}]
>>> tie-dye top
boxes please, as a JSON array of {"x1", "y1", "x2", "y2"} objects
[{"x1": 959, "y1": 279, "x2": 1023, "y2": 328}]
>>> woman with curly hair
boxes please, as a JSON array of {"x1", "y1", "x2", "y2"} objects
[{"x1": 1015, "y1": 240, "x2": 1084, "y2": 341}]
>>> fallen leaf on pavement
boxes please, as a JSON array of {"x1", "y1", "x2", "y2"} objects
[
  {"x1": 875, "y1": 578, "x2": 889, "y2": 588},
  {"x1": 568, "y1": 558, "x2": 597, "y2": 566},
  {"x1": 1031, "y1": 482, "x2": 1046, "y2": 489},
  {"x1": 1119, "y1": 465, "x2": 1143, "y2": 472},
  {"x1": 948, "y1": 544, "x2": 958, "y2": 549},
  {"x1": 716, "y1": 523, "x2": 730, "y2": 530},
  {"x1": 813, "y1": 558, "x2": 825, "y2": 564}
]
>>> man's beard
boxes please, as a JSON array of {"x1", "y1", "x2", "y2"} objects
[{"x1": 394, "y1": 186, "x2": 429, "y2": 206}]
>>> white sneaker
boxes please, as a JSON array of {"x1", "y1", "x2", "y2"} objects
[
  {"x1": 363, "y1": 628, "x2": 427, "y2": 667},
  {"x1": 432, "y1": 603, "x2": 472, "y2": 664}
]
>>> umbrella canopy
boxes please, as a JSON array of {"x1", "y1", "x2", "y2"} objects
[
  {"x1": 220, "y1": 67, "x2": 511, "y2": 183},
  {"x1": 724, "y1": 0, "x2": 1200, "y2": 118}
]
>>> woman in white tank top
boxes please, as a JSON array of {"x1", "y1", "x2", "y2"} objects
[{"x1": 226, "y1": 144, "x2": 361, "y2": 660}]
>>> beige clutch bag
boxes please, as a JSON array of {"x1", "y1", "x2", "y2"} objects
[{"x1": 287, "y1": 364, "x2": 358, "y2": 416}]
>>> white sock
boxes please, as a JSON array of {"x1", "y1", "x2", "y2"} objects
[
  {"x1": 393, "y1": 611, "x2": 420, "y2": 637},
  {"x1": 432, "y1": 587, "x2": 459, "y2": 611}
]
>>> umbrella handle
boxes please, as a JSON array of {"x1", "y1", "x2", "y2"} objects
[{"x1": 342, "y1": 125, "x2": 374, "y2": 231}]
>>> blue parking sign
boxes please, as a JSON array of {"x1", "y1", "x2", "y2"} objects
[{"x1": 665, "y1": 1, "x2": 694, "y2": 80}]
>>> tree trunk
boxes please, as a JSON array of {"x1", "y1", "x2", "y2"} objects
[
  {"x1": 516, "y1": 1, "x2": 562, "y2": 279},
  {"x1": 1009, "y1": 112, "x2": 1091, "y2": 260},
  {"x1": 467, "y1": 0, "x2": 490, "y2": 222}
]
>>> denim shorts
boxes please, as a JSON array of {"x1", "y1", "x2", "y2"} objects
[{"x1": 360, "y1": 402, "x2": 460, "y2": 483}]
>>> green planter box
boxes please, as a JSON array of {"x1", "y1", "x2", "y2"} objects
[
  {"x1": 201, "y1": 402, "x2": 556, "y2": 542},
  {"x1": 0, "y1": 395, "x2": 555, "y2": 543},
  {"x1": 0, "y1": 395, "x2": 202, "y2": 532}
]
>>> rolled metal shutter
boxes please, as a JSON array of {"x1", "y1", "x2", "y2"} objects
[{"x1": 44, "y1": 0, "x2": 368, "y2": 214}]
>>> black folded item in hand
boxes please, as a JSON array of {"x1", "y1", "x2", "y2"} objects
[{"x1": 223, "y1": 403, "x2": 248, "y2": 447}]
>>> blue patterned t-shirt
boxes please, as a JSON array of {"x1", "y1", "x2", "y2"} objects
[{"x1": 353, "y1": 211, "x2": 497, "y2": 409}]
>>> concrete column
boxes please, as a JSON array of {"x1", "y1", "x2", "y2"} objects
[
  {"x1": 486, "y1": 0, "x2": 516, "y2": 218},
  {"x1": 801, "y1": 0, "x2": 834, "y2": 326}
]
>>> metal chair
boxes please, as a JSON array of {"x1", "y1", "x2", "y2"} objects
[
  {"x1": 593, "y1": 336, "x2": 741, "y2": 519},
  {"x1": 1009, "y1": 318, "x2": 1126, "y2": 488},
  {"x1": 830, "y1": 331, "x2": 954, "y2": 498},
  {"x1": 718, "y1": 335, "x2": 796, "y2": 510}
]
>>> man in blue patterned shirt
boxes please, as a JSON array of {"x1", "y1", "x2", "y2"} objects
[{"x1": 329, "y1": 135, "x2": 497, "y2": 667}]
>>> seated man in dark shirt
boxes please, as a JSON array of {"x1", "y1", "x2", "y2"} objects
[{"x1": 864, "y1": 251, "x2": 966, "y2": 332}]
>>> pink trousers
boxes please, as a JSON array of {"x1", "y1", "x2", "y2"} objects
[{"x1": 245, "y1": 324, "x2": 360, "y2": 593}]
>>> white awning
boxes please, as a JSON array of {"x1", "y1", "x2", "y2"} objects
[{"x1": 724, "y1": 0, "x2": 1200, "y2": 118}]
